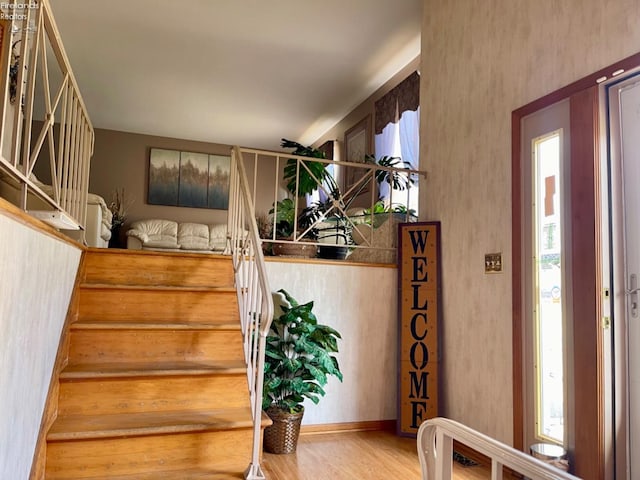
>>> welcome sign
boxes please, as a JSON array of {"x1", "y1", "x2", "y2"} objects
[{"x1": 397, "y1": 222, "x2": 440, "y2": 437}]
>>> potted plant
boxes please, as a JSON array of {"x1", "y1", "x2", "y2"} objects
[
  {"x1": 281, "y1": 139, "x2": 352, "y2": 259},
  {"x1": 268, "y1": 198, "x2": 317, "y2": 258},
  {"x1": 262, "y1": 289, "x2": 343, "y2": 453},
  {"x1": 108, "y1": 187, "x2": 131, "y2": 248},
  {"x1": 280, "y1": 139, "x2": 416, "y2": 259}
]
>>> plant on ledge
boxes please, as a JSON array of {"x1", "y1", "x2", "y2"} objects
[
  {"x1": 262, "y1": 289, "x2": 343, "y2": 453},
  {"x1": 279, "y1": 138, "x2": 417, "y2": 259}
]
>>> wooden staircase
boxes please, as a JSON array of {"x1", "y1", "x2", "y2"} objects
[{"x1": 43, "y1": 249, "x2": 258, "y2": 479}]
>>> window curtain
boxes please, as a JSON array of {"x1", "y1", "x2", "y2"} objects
[
  {"x1": 374, "y1": 71, "x2": 420, "y2": 135},
  {"x1": 373, "y1": 71, "x2": 420, "y2": 205},
  {"x1": 398, "y1": 108, "x2": 419, "y2": 171},
  {"x1": 375, "y1": 122, "x2": 399, "y2": 200}
]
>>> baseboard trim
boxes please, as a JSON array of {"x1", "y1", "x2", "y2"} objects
[{"x1": 300, "y1": 420, "x2": 396, "y2": 436}]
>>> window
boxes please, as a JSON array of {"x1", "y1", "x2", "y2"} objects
[
  {"x1": 533, "y1": 131, "x2": 565, "y2": 444},
  {"x1": 519, "y1": 98, "x2": 571, "y2": 454},
  {"x1": 374, "y1": 71, "x2": 420, "y2": 214}
]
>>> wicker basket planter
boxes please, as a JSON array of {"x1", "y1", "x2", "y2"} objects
[
  {"x1": 272, "y1": 242, "x2": 317, "y2": 258},
  {"x1": 263, "y1": 406, "x2": 304, "y2": 454}
]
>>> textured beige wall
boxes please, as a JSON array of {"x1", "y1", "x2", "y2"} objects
[
  {"x1": 421, "y1": 0, "x2": 640, "y2": 444},
  {"x1": 0, "y1": 209, "x2": 81, "y2": 479},
  {"x1": 264, "y1": 260, "x2": 398, "y2": 425},
  {"x1": 88, "y1": 129, "x2": 234, "y2": 230}
]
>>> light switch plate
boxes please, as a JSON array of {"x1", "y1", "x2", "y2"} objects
[{"x1": 485, "y1": 253, "x2": 502, "y2": 273}]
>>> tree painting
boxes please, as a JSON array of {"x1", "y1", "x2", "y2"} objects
[
  {"x1": 148, "y1": 148, "x2": 230, "y2": 210},
  {"x1": 148, "y1": 149, "x2": 179, "y2": 205},
  {"x1": 208, "y1": 154, "x2": 230, "y2": 209},
  {"x1": 178, "y1": 151, "x2": 209, "y2": 208}
]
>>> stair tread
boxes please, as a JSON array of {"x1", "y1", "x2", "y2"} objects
[
  {"x1": 48, "y1": 407, "x2": 257, "y2": 441},
  {"x1": 62, "y1": 468, "x2": 246, "y2": 479},
  {"x1": 61, "y1": 360, "x2": 247, "y2": 379},
  {"x1": 79, "y1": 283, "x2": 236, "y2": 292},
  {"x1": 72, "y1": 319, "x2": 240, "y2": 330}
]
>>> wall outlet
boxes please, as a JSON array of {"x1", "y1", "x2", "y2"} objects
[{"x1": 485, "y1": 253, "x2": 502, "y2": 273}]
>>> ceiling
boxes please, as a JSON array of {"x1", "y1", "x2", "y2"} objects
[{"x1": 47, "y1": 0, "x2": 421, "y2": 151}]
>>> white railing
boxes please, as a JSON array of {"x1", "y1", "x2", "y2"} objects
[
  {"x1": 235, "y1": 146, "x2": 425, "y2": 262},
  {"x1": 418, "y1": 418, "x2": 580, "y2": 480},
  {"x1": 0, "y1": 0, "x2": 94, "y2": 230},
  {"x1": 228, "y1": 146, "x2": 274, "y2": 480}
]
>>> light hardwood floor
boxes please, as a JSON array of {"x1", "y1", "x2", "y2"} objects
[{"x1": 261, "y1": 430, "x2": 490, "y2": 480}]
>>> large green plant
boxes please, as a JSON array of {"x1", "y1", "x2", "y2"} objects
[
  {"x1": 279, "y1": 139, "x2": 417, "y2": 245},
  {"x1": 281, "y1": 138, "x2": 339, "y2": 197},
  {"x1": 268, "y1": 198, "x2": 296, "y2": 239},
  {"x1": 263, "y1": 289, "x2": 343, "y2": 414}
]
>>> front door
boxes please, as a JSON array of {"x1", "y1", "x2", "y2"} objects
[{"x1": 609, "y1": 72, "x2": 640, "y2": 480}]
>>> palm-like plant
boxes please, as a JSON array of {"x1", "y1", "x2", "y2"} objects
[
  {"x1": 281, "y1": 139, "x2": 339, "y2": 197},
  {"x1": 263, "y1": 289, "x2": 343, "y2": 414},
  {"x1": 279, "y1": 139, "x2": 417, "y2": 249},
  {"x1": 367, "y1": 154, "x2": 416, "y2": 192}
]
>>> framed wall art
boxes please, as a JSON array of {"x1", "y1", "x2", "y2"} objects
[
  {"x1": 148, "y1": 148, "x2": 230, "y2": 210},
  {"x1": 343, "y1": 114, "x2": 372, "y2": 193}
]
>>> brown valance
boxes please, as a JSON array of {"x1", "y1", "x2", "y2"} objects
[{"x1": 374, "y1": 71, "x2": 420, "y2": 134}]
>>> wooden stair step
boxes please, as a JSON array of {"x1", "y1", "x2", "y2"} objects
[
  {"x1": 68, "y1": 328, "x2": 244, "y2": 364},
  {"x1": 47, "y1": 407, "x2": 254, "y2": 441},
  {"x1": 57, "y1": 373, "x2": 250, "y2": 415},
  {"x1": 46, "y1": 427, "x2": 253, "y2": 479},
  {"x1": 61, "y1": 360, "x2": 247, "y2": 379},
  {"x1": 77, "y1": 287, "x2": 240, "y2": 323},
  {"x1": 82, "y1": 468, "x2": 246, "y2": 479},
  {"x1": 79, "y1": 283, "x2": 236, "y2": 292},
  {"x1": 72, "y1": 319, "x2": 240, "y2": 330},
  {"x1": 82, "y1": 250, "x2": 235, "y2": 288}
]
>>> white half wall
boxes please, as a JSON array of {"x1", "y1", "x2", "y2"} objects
[
  {"x1": 264, "y1": 259, "x2": 398, "y2": 425},
  {"x1": 0, "y1": 211, "x2": 81, "y2": 479}
]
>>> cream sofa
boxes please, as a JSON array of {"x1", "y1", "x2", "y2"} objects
[{"x1": 126, "y1": 219, "x2": 229, "y2": 254}]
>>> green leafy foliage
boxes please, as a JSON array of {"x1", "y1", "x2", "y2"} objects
[
  {"x1": 263, "y1": 289, "x2": 343, "y2": 413},
  {"x1": 268, "y1": 198, "x2": 297, "y2": 238},
  {"x1": 365, "y1": 154, "x2": 416, "y2": 191},
  {"x1": 278, "y1": 139, "x2": 416, "y2": 245},
  {"x1": 281, "y1": 139, "x2": 336, "y2": 197}
]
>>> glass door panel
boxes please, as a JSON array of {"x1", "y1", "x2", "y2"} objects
[{"x1": 533, "y1": 131, "x2": 564, "y2": 444}]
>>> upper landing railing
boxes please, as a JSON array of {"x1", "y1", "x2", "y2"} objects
[
  {"x1": 234, "y1": 145, "x2": 426, "y2": 263},
  {"x1": 0, "y1": 0, "x2": 94, "y2": 230}
]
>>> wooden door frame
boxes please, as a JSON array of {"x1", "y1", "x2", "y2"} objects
[{"x1": 511, "y1": 52, "x2": 640, "y2": 480}]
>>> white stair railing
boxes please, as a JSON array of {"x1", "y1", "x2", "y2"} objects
[
  {"x1": 228, "y1": 146, "x2": 274, "y2": 480},
  {"x1": 0, "y1": 0, "x2": 94, "y2": 231},
  {"x1": 418, "y1": 418, "x2": 580, "y2": 480},
  {"x1": 234, "y1": 146, "x2": 425, "y2": 261}
]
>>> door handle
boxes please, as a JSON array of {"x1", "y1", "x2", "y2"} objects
[{"x1": 629, "y1": 274, "x2": 639, "y2": 318}]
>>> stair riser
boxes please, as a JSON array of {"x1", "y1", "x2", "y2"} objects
[
  {"x1": 46, "y1": 428, "x2": 252, "y2": 479},
  {"x1": 58, "y1": 375, "x2": 249, "y2": 416},
  {"x1": 82, "y1": 252, "x2": 234, "y2": 287},
  {"x1": 77, "y1": 288, "x2": 239, "y2": 323},
  {"x1": 68, "y1": 329, "x2": 244, "y2": 364}
]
